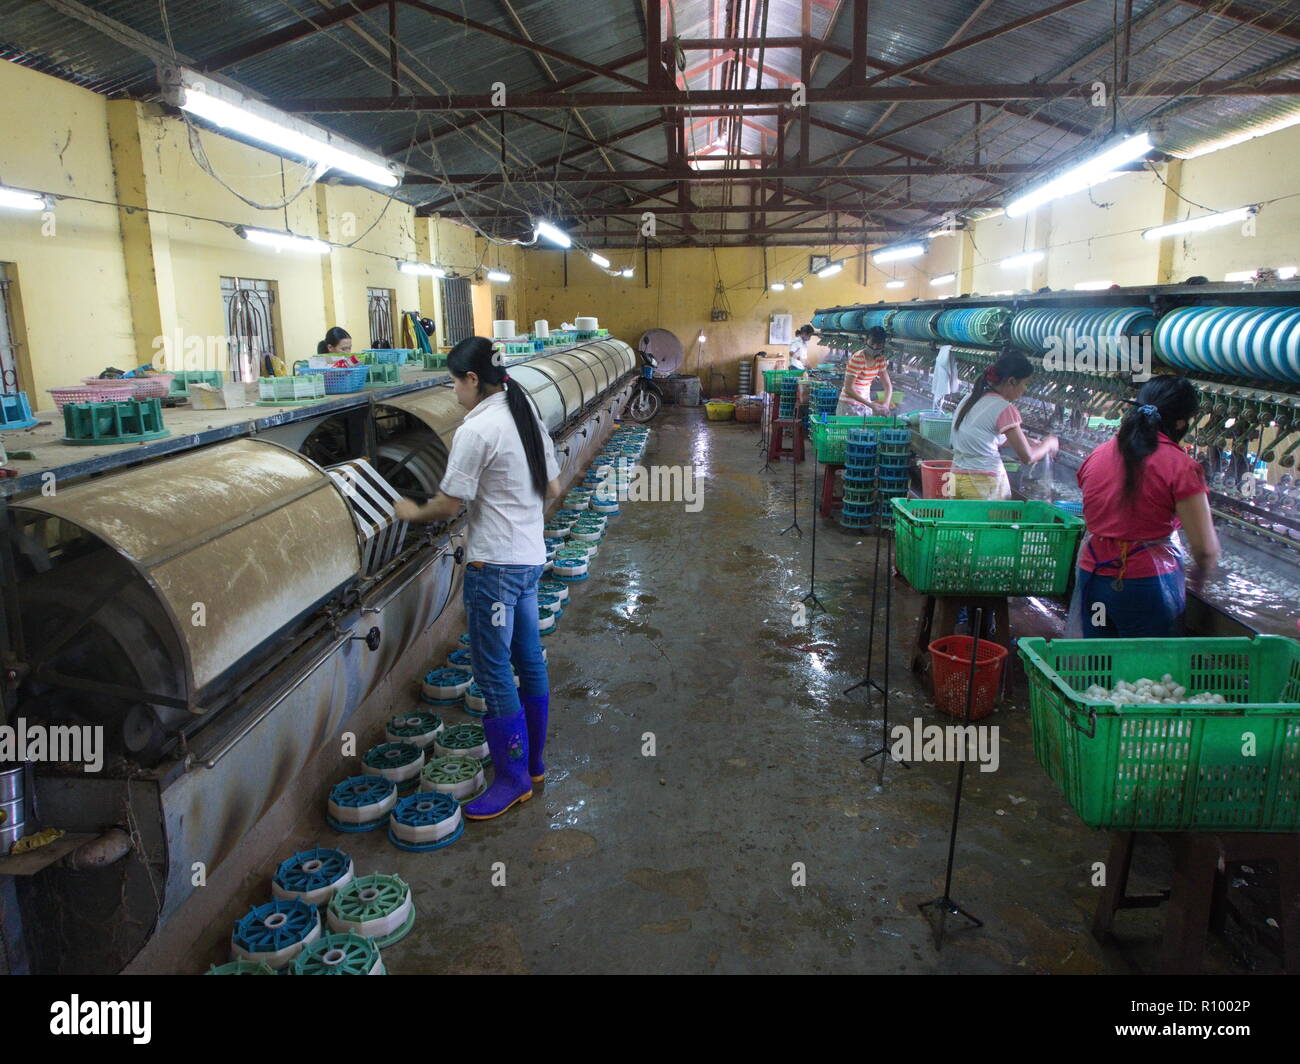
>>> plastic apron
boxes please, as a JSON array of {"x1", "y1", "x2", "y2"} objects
[{"x1": 1065, "y1": 530, "x2": 1188, "y2": 638}]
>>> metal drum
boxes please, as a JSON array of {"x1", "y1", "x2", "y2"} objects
[{"x1": 0, "y1": 765, "x2": 25, "y2": 852}]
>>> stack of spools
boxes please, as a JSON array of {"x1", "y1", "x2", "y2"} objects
[
  {"x1": 840, "y1": 429, "x2": 878, "y2": 530},
  {"x1": 738, "y1": 359, "x2": 753, "y2": 395},
  {"x1": 779, "y1": 376, "x2": 799, "y2": 419},
  {"x1": 876, "y1": 428, "x2": 912, "y2": 528}
]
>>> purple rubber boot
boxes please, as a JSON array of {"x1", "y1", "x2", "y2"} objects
[
  {"x1": 464, "y1": 712, "x2": 533, "y2": 820},
  {"x1": 522, "y1": 693, "x2": 549, "y2": 783}
]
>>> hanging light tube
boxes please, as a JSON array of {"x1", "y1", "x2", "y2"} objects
[
  {"x1": 1000, "y1": 250, "x2": 1044, "y2": 269},
  {"x1": 399, "y1": 261, "x2": 446, "y2": 277},
  {"x1": 237, "y1": 226, "x2": 330, "y2": 254},
  {"x1": 930, "y1": 274, "x2": 956, "y2": 286},
  {"x1": 534, "y1": 220, "x2": 571, "y2": 248},
  {"x1": 1141, "y1": 205, "x2": 1257, "y2": 241},
  {"x1": 162, "y1": 68, "x2": 401, "y2": 188},
  {"x1": 816, "y1": 261, "x2": 843, "y2": 279},
  {"x1": 871, "y1": 242, "x2": 925, "y2": 264},
  {"x1": 1006, "y1": 131, "x2": 1152, "y2": 218},
  {"x1": 0, "y1": 185, "x2": 47, "y2": 211},
  {"x1": 486, "y1": 269, "x2": 512, "y2": 282}
]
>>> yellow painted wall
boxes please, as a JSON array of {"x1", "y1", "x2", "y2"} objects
[{"x1": 0, "y1": 60, "x2": 134, "y2": 398}]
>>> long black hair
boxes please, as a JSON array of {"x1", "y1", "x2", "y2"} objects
[
  {"x1": 953, "y1": 350, "x2": 1034, "y2": 432},
  {"x1": 318, "y1": 326, "x2": 351, "y2": 354},
  {"x1": 448, "y1": 336, "x2": 549, "y2": 497},
  {"x1": 1117, "y1": 375, "x2": 1200, "y2": 499}
]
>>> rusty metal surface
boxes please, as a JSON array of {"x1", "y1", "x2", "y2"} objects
[{"x1": 15, "y1": 439, "x2": 360, "y2": 693}]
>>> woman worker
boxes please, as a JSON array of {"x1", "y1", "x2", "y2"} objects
[
  {"x1": 318, "y1": 327, "x2": 352, "y2": 355},
  {"x1": 1075, "y1": 376, "x2": 1219, "y2": 637},
  {"x1": 837, "y1": 326, "x2": 893, "y2": 415},
  {"x1": 394, "y1": 337, "x2": 561, "y2": 820},
  {"x1": 949, "y1": 351, "x2": 1058, "y2": 500}
]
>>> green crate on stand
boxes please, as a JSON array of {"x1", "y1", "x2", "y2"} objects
[
  {"x1": 891, "y1": 498, "x2": 1084, "y2": 595},
  {"x1": 365, "y1": 364, "x2": 401, "y2": 387},
  {"x1": 169, "y1": 370, "x2": 224, "y2": 397},
  {"x1": 762, "y1": 368, "x2": 804, "y2": 393},
  {"x1": 62, "y1": 397, "x2": 170, "y2": 445},
  {"x1": 1018, "y1": 635, "x2": 1300, "y2": 832},
  {"x1": 421, "y1": 352, "x2": 448, "y2": 370}
]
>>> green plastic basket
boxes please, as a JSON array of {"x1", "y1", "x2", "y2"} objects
[
  {"x1": 808, "y1": 415, "x2": 902, "y2": 464},
  {"x1": 1018, "y1": 636, "x2": 1300, "y2": 831},
  {"x1": 762, "y1": 369, "x2": 804, "y2": 392},
  {"x1": 421, "y1": 353, "x2": 448, "y2": 370},
  {"x1": 892, "y1": 498, "x2": 1084, "y2": 595}
]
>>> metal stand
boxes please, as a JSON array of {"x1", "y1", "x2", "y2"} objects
[
  {"x1": 801, "y1": 453, "x2": 824, "y2": 611},
  {"x1": 918, "y1": 607, "x2": 985, "y2": 948},
  {"x1": 779, "y1": 431, "x2": 802, "y2": 537},
  {"x1": 846, "y1": 525, "x2": 906, "y2": 782},
  {"x1": 759, "y1": 395, "x2": 774, "y2": 473}
]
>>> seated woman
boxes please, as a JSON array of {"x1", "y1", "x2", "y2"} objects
[
  {"x1": 318, "y1": 327, "x2": 352, "y2": 355},
  {"x1": 949, "y1": 351, "x2": 1057, "y2": 500},
  {"x1": 1076, "y1": 376, "x2": 1219, "y2": 638}
]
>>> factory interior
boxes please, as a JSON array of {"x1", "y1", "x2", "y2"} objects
[{"x1": 0, "y1": 0, "x2": 1299, "y2": 1004}]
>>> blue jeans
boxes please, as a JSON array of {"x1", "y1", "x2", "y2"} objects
[
  {"x1": 463, "y1": 563, "x2": 549, "y2": 718},
  {"x1": 1077, "y1": 567, "x2": 1185, "y2": 638}
]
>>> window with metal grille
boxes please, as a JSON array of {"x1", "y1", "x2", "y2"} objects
[
  {"x1": 367, "y1": 287, "x2": 394, "y2": 348},
  {"x1": 221, "y1": 277, "x2": 278, "y2": 381},
  {"x1": 440, "y1": 276, "x2": 473, "y2": 345},
  {"x1": 0, "y1": 265, "x2": 20, "y2": 392}
]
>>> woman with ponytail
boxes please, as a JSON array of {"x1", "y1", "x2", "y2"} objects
[
  {"x1": 395, "y1": 337, "x2": 561, "y2": 820},
  {"x1": 317, "y1": 327, "x2": 352, "y2": 355},
  {"x1": 949, "y1": 350, "x2": 1058, "y2": 500},
  {"x1": 1074, "y1": 375, "x2": 1218, "y2": 638}
]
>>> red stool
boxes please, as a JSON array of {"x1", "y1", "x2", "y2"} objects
[
  {"x1": 820, "y1": 463, "x2": 844, "y2": 516},
  {"x1": 768, "y1": 417, "x2": 805, "y2": 462}
]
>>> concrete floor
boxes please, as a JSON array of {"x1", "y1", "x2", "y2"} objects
[{"x1": 251, "y1": 406, "x2": 1281, "y2": 975}]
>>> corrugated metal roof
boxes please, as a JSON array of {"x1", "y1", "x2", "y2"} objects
[{"x1": 1, "y1": 0, "x2": 1296, "y2": 244}]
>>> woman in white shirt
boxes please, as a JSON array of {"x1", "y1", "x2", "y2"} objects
[
  {"x1": 395, "y1": 337, "x2": 562, "y2": 820},
  {"x1": 788, "y1": 325, "x2": 815, "y2": 370},
  {"x1": 949, "y1": 351, "x2": 1058, "y2": 500}
]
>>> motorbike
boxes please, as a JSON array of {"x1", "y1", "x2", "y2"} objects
[{"x1": 626, "y1": 344, "x2": 664, "y2": 422}]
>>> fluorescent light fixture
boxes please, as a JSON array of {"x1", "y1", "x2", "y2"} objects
[
  {"x1": 697, "y1": 332, "x2": 706, "y2": 343},
  {"x1": 1282, "y1": 266, "x2": 1299, "y2": 280},
  {"x1": 871, "y1": 242, "x2": 924, "y2": 264},
  {"x1": 1074, "y1": 280, "x2": 1113, "y2": 290},
  {"x1": 1000, "y1": 250, "x2": 1044, "y2": 270},
  {"x1": 771, "y1": 282, "x2": 786, "y2": 291},
  {"x1": 0, "y1": 185, "x2": 46, "y2": 211},
  {"x1": 534, "y1": 220, "x2": 571, "y2": 248},
  {"x1": 792, "y1": 280, "x2": 803, "y2": 289},
  {"x1": 1006, "y1": 131, "x2": 1152, "y2": 218},
  {"x1": 1181, "y1": 109, "x2": 1300, "y2": 159},
  {"x1": 621, "y1": 267, "x2": 634, "y2": 278},
  {"x1": 237, "y1": 226, "x2": 330, "y2": 254},
  {"x1": 163, "y1": 68, "x2": 401, "y2": 188},
  {"x1": 486, "y1": 269, "x2": 512, "y2": 282},
  {"x1": 1142, "y1": 205, "x2": 1257, "y2": 241},
  {"x1": 816, "y1": 261, "x2": 843, "y2": 279},
  {"x1": 589, "y1": 252, "x2": 611, "y2": 269},
  {"x1": 930, "y1": 274, "x2": 955, "y2": 286},
  {"x1": 885, "y1": 280, "x2": 905, "y2": 289},
  {"x1": 927, "y1": 227, "x2": 959, "y2": 238},
  {"x1": 399, "y1": 261, "x2": 446, "y2": 277}
]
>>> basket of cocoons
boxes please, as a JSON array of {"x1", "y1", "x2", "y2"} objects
[{"x1": 1018, "y1": 635, "x2": 1300, "y2": 832}]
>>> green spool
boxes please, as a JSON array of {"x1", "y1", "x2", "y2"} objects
[
  {"x1": 290, "y1": 932, "x2": 384, "y2": 975},
  {"x1": 420, "y1": 756, "x2": 486, "y2": 803},
  {"x1": 327, "y1": 874, "x2": 415, "y2": 949}
]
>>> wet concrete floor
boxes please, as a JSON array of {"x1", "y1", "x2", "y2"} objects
[{"x1": 269, "y1": 407, "x2": 1280, "y2": 975}]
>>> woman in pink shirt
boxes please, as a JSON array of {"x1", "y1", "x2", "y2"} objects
[
  {"x1": 1076, "y1": 376, "x2": 1220, "y2": 638},
  {"x1": 949, "y1": 351, "x2": 1058, "y2": 500}
]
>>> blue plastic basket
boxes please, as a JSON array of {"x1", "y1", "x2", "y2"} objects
[{"x1": 311, "y1": 365, "x2": 369, "y2": 394}]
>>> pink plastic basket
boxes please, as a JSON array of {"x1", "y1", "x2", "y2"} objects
[
  {"x1": 83, "y1": 374, "x2": 174, "y2": 399},
  {"x1": 48, "y1": 383, "x2": 135, "y2": 411}
]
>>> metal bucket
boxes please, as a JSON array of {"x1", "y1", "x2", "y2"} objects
[{"x1": 0, "y1": 766, "x2": 24, "y2": 852}]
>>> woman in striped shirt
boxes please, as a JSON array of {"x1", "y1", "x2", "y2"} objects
[{"x1": 836, "y1": 327, "x2": 893, "y2": 415}]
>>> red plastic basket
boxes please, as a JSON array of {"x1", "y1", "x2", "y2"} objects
[
  {"x1": 920, "y1": 460, "x2": 953, "y2": 499},
  {"x1": 928, "y1": 635, "x2": 1007, "y2": 720}
]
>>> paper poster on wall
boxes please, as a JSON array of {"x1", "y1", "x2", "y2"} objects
[{"x1": 769, "y1": 313, "x2": 793, "y2": 345}]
